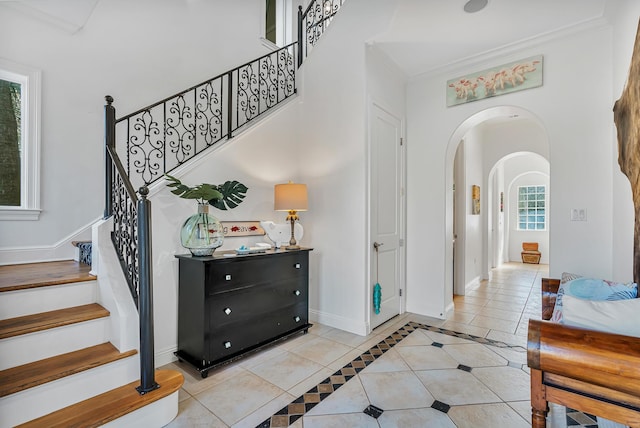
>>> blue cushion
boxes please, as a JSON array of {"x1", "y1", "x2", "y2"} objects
[{"x1": 551, "y1": 273, "x2": 637, "y2": 323}]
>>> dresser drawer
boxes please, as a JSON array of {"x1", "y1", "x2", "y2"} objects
[
  {"x1": 208, "y1": 303, "x2": 308, "y2": 361},
  {"x1": 207, "y1": 253, "x2": 308, "y2": 295},
  {"x1": 208, "y1": 278, "x2": 307, "y2": 328}
]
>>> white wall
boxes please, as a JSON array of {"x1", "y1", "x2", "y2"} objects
[
  {"x1": 462, "y1": 130, "x2": 483, "y2": 288},
  {"x1": 296, "y1": 0, "x2": 400, "y2": 334},
  {"x1": 407, "y1": 22, "x2": 615, "y2": 318},
  {"x1": 0, "y1": 0, "x2": 271, "y2": 252},
  {"x1": 609, "y1": 1, "x2": 640, "y2": 283}
]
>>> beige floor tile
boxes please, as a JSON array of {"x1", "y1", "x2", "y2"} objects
[
  {"x1": 231, "y1": 391, "x2": 295, "y2": 428},
  {"x1": 508, "y1": 400, "x2": 533, "y2": 424},
  {"x1": 247, "y1": 351, "x2": 325, "y2": 391},
  {"x1": 485, "y1": 329, "x2": 527, "y2": 348},
  {"x1": 487, "y1": 293, "x2": 529, "y2": 304},
  {"x1": 440, "y1": 321, "x2": 490, "y2": 337},
  {"x1": 395, "y1": 329, "x2": 433, "y2": 347},
  {"x1": 356, "y1": 334, "x2": 388, "y2": 351},
  {"x1": 289, "y1": 335, "x2": 353, "y2": 366},
  {"x1": 306, "y1": 375, "x2": 370, "y2": 416},
  {"x1": 361, "y1": 348, "x2": 411, "y2": 373},
  {"x1": 470, "y1": 315, "x2": 518, "y2": 334},
  {"x1": 359, "y1": 371, "x2": 434, "y2": 410},
  {"x1": 448, "y1": 402, "x2": 529, "y2": 427},
  {"x1": 170, "y1": 360, "x2": 248, "y2": 396},
  {"x1": 194, "y1": 370, "x2": 284, "y2": 426},
  {"x1": 326, "y1": 348, "x2": 365, "y2": 371},
  {"x1": 377, "y1": 408, "x2": 457, "y2": 428},
  {"x1": 415, "y1": 369, "x2": 501, "y2": 405},
  {"x1": 446, "y1": 310, "x2": 477, "y2": 324},
  {"x1": 322, "y1": 327, "x2": 372, "y2": 347},
  {"x1": 396, "y1": 345, "x2": 459, "y2": 370},
  {"x1": 164, "y1": 397, "x2": 228, "y2": 428},
  {"x1": 476, "y1": 307, "x2": 524, "y2": 321},
  {"x1": 236, "y1": 343, "x2": 287, "y2": 369},
  {"x1": 303, "y1": 412, "x2": 380, "y2": 428},
  {"x1": 308, "y1": 323, "x2": 335, "y2": 337},
  {"x1": 287, "y1": 367, "x2": 335, "y2": 398},
  {"x1": 422, "y1": 330, "x2": 475, "y2": 345},
  {"x1": 472, "y1": 366, "x2": 530, "y2": 402},
  {"x1": 442, "y1": 343, "x2": 508, "y2": 368},
  {"x1": 450, "y1": 301, "x2": 484, "y2": 314},
  {"x1": 483, "y1": 344, "x2": 528, "y2": 365}
]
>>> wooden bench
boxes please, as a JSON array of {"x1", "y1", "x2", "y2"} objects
[{"x1": 527, "y1": 278, "x2": 640, "y2": 427}]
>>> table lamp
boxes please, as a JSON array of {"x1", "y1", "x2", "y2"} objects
[{"x1": 274, "y1": 181, "x2": 308, "y2": 250}]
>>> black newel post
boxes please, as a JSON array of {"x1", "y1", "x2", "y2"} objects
[
  {"x1": 104, "y1": 96, "x2": 115, "y2": 219},
  {"x1": 136, "y1": 185, "x2": 159, "y2": 395},
  {"x1": 297, "y1": 5, "x2": 304, "y2": 68}
]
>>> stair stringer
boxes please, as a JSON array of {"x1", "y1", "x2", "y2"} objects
[{"x1": 92, "y1": 217, "x2": 139, "y2": 353}]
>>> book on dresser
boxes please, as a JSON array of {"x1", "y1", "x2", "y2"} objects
[{"x1": 174, "y1": 247, "x2": 312, "y2": 378}]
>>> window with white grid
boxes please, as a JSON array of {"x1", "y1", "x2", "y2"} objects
[{"x1": 518, "y1": 185, "x2": 545, "y2": 230}]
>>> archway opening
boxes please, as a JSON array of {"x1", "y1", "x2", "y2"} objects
[{"x1": 444, "y1": 106, "x2": 550, "y2": 312}]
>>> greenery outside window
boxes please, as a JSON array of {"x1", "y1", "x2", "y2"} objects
[
  {"x1": 0, "y1": 60, "x2": 41, "y2": 220},
  {"x1": 518, "y1": 185, "x2": 545, "y2": 230}
]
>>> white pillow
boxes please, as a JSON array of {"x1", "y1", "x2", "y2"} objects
[
  {"x1": 562, "y1": 294, "x2": 636, "y2": 428},
  {"x1": 562, "y1": 294, "x2": 640, "y2": 338}
]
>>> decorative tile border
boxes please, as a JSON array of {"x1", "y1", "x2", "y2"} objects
[{"x1": 256, "y1": 321, "x2": 590, "y2": 428}]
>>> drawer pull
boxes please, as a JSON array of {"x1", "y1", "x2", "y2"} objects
[
  {"x1": 224, "y1": 341, "x2": 232, "y2": 349},
  {"x1": 294, "y1": 290, "x2": 301, "y2": 296},
  {"x1": 295, "y1": 263, "x2": 301, "y2": 269},
  {"x1": 294, "y1": 316, "x2": 301, "y2": 323},
  {"x1": 225, "y1": 274, "x2": 232, "y2": 281},
  {"x1": 224, "y1": 307, "x2": 232, "y2": 315}
]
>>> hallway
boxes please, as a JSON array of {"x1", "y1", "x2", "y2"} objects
[{"x1": 162, "y1": 262, "x2": 595, "y2": 427}]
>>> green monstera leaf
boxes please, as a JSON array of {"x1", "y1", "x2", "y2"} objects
[
  {"x1": 165, "y1": 174, "x2": 247, "y2": 210},
  {"x1": 210, "y1": 180, "x2": 248, "y2": 210}
]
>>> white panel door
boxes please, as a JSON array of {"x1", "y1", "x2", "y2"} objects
[{"x1": 370, "y1": 104, "x2": 403, "y2": 330}]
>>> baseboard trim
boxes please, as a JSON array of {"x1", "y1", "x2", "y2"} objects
[
  {"x1": 0, "y1": 216, "x2": 101, "y2": 266},
  {"x1": 309, "y1": 309, "x2": 368, "y2": 336}
]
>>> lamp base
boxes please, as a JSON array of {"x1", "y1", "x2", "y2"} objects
[{"x1": 285, "y1": 244, "x2": 301, "y2": 251}]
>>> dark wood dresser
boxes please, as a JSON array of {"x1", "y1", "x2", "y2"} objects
[{"x1": 174, "y1": 248, "x2": 312, "y2": 377}]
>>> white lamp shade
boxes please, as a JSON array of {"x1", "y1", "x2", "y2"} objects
[{"x1": 274, "y1": 183, "x2": 308, "y2": 211}]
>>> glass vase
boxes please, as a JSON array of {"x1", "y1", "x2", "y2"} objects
[{"x1": 180, "y1": 203, "x2": 224, "y2": 256}]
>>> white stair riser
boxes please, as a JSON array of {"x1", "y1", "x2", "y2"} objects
[
  {"x1": 0, "y1": 354, "x2": 139, "y2": 428},
  {"x1": 0, "y1": 281, "x2": 97, "y2": 320},
  {"x1": 0, "y1": 318, "x2": 109, "y2": 370},
  {"x1": 101, "y1": 391, "x2": 179, "y2": 428}
]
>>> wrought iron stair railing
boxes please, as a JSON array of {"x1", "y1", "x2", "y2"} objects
[
  {"x1": 102, "y1": 0, "x2": 346, "y2": 398},
  {"x1": 298, "y1": 0, "x2": 346, "y2": 67},
  {"x1": 115, "y1": 42, "x2": 297, "y2": 191}
]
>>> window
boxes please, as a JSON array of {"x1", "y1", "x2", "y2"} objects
[
  {"x1": 518, "y1": 185, "x2": 545, "y2": 230},
  {"x1": 262, "y1": 0, "x2": 294, "y2": 48},
  {"x1": 0, "y1": 60, "x2": 41, "y2": 220}
]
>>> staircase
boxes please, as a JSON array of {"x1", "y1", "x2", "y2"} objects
[{"x1": 0, "y1": 260, "x2": 183, "y2": 427}]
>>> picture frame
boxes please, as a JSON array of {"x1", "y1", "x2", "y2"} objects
[
  {"x1": 220, "y1": 221, "x2": 265, "y2": 237},
  {"x1": 472, "y1": 185, "x2": 480, "y2": 215},
  {"x1": 447, "y1": 55, "x2": 543, "y2": 107}
]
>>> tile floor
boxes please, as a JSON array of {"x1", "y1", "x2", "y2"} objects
[{"x1": 162, "y1": 262, "x2": 599, "y2": 428}]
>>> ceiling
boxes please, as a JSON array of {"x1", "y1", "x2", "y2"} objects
[
  {"x1": 1, "y1": 0, "x2": 610, "y2": 77},
  {"x1": 370, "y1": 0, "x2": 609, "y2": 77}
]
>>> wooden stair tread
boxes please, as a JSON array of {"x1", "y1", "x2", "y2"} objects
[
  {"x1": 0, "y1": 260, "x2": 95, "y2": 292},
  {"x1": 0, "y1": 303, "x2": 109, "y2": 340},
  {"x1": 16, "y1": 369, "x2": 184, "y2": 428},
  {"x1": 0, "y1": 342, "x2": 137, "y2": 397}
]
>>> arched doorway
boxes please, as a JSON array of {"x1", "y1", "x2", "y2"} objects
[{"x1": 444, "y1": 106, "x2": 549, "y2": 309}]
